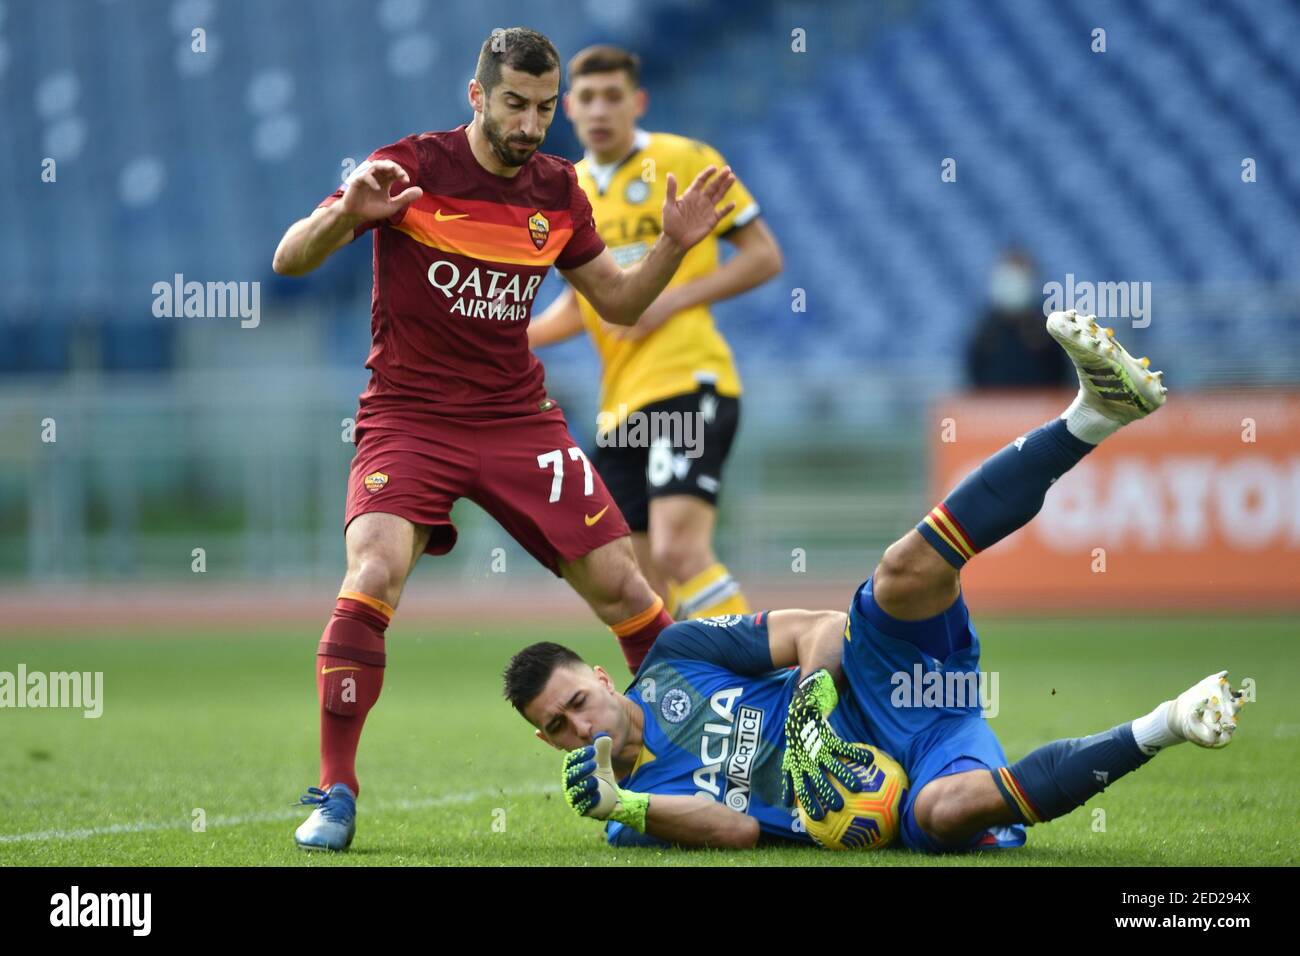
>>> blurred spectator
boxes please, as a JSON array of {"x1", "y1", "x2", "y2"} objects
[{"x1": 965, "y1": 251, "x2": 1073, "y2": 389}]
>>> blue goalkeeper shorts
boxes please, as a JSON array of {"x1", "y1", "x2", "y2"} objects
[{"x1": 827, "y1": 576, "x2": 1026, "y2": 853}]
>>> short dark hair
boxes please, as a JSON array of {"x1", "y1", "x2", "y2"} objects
[
  {"x1": 475, "y1": 27, "x2": 561, "y2": 94},
  {"x1": 502, "y1": 642, "x2": 586, "y2": 715},
  {"x1": 567, "y1": 44, "x2": 641, "y2": 87}
]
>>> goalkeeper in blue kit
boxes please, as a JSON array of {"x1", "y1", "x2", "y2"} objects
[{"x1": 502, "y1": 314, "x2": 1248, "y2": 850}]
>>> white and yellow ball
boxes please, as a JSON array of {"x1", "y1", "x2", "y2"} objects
[{"x1": 798, "y1": 744, "x2": 909, "y2": 850}]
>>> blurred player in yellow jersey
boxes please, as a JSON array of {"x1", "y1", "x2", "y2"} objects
[{"x1": 529, "y1": 45, "x2": 783, "y2": 621}]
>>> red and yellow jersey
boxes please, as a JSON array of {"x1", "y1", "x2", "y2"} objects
[
  {"x1": 573, "y1": 130, "x2": 759, "y2": 428},
  {"x1": 319, "y1": 125, "x2": 604, "y2": 421}
]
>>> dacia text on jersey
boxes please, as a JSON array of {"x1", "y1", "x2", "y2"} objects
[{"x1": 694, "y1": 687, "x2": 763, "y2": 813}]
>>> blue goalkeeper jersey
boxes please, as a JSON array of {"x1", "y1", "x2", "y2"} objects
[{"x1": 607, "y1": 612, "x2": 812, "y2": 847}]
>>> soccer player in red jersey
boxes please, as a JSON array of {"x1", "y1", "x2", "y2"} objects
[{"x1": 271, "y1": 27, "x2": 737, "y2": 850}]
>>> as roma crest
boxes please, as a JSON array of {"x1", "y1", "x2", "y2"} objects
[
  {"x1": 527, "y1": 211, "x2": 550, "y2": 251},
  {"x1": 364, "y1": 471, "x2": 389, "y2": 494}
]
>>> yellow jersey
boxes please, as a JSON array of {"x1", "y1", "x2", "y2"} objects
[{"x1": 573, "y1": 130, "x2": 759, "y2": 431}]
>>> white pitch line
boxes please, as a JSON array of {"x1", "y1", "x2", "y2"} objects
[{"x1": 0, "y1": 781, "x2": 554, "y2": 845}]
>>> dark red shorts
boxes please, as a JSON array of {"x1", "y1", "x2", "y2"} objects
[{"x1": 345, "y1": 406, "x2": 631, "y2": 575}]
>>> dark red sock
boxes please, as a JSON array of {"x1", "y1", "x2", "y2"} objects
[
  {"x1": 612, "y1": 596, "x2": 673, "y2": 673},
  {"x1": 316, "y1": 591, "x2": 391, "y2": 796}
]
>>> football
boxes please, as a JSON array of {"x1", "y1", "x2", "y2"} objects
[{"x1": 798, "y1": 744, "x2": 909, "y2": 850}]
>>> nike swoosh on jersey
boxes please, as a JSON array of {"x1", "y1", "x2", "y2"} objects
[
  {"x1": 320, "y1": 665, "x2": 363, "y2": 675},
  {"x1": 584, "y1": 505, "x2": 610, "y2": 526},
  {"x1": 434, "y1": 209, "x2": 470, "y2": 221}
]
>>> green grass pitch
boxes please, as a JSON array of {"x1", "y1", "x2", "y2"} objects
[{"x1": 1, "y1": 614, "x2": 1296, "y2": 866}]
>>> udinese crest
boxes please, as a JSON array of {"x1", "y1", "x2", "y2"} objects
[{"x1": 660, "y1": 687, "x2": 691, "y2": 723}]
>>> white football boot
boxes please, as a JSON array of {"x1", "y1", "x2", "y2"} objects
[
  {"x1": 1046, "y1": 310, "x2": 1167, "y2": 440},
  {"x1": 294, "y1": 783, "x2": 356, "y2": 851},
  {"x1": 1168, "y1": 671, "x2": 1246, "y2": 749}
]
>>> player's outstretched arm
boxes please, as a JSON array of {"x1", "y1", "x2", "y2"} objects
[
  {"x1": 272, "y1": 160, "x2": 422, "y2": 276},
  {"x1": 563, "y1": 735, "x2": 757, "y2": 849},
  {"x1": 766, "y1": 609, "x2": 848, "y2": 683},
  {"x1": 638, "y1": 793, "x2": 759, "y2": 849},
  {"x1": 526, "y1": 287, "x2": 584, "y2": 350},
  {"x1": 607, "y1": 217, "x2": 784, "y2": 343},
  {"x1": 674, "y1": 215, "x2": 782, "y2": 309},
  {"x1": 271, "y1": 205, "x2": 364, "y2": 276},
  {"x1": 560, "y1": 165, "x2": 736, "y2": 326}
]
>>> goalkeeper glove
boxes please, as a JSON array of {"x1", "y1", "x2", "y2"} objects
[
  {"x1": 562, "y1": 733, "x2": 650, "y2": 833},
  {"x1": 781, "y1": 669, "x2": 878, "y2": 820}
]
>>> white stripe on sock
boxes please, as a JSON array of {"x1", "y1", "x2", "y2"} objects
[{"x1": 678, "y1": 576, "x2": 739, "y2": 617}]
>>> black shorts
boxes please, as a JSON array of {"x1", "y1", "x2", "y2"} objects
[{"x1": 590, "y1": 385, "x2": 740, "y2": 533}]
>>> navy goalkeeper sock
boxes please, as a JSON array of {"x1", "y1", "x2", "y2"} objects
[
  {"x1": 917, "y1": 418, "x2": 1094, "y2": 568},
  {"x1": 991, "y1": 723, "x2": 1153, "y2": 825}
]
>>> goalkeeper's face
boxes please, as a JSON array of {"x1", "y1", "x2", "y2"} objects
[{"x1": 523, "y1": 663, "x2": 631, "y2": 753}]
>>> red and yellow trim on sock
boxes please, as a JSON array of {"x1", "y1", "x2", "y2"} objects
[
  {"x1": 611, "y1": 595, "x2": 665, "y2": 637},
  {"x1": 928, "y1": 504, "x2": 978, "y2": 561},
  {"x1": 918, "y1": 503, "x2": 979, "y2": 568},
  {"x1": 338, "y1": 588, "x2": 395, "y2": 622},
  {"x1": 995, "y1": 766, "x2": 1044, "y2": 825}
]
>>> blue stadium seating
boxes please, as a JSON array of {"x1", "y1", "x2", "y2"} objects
[{"x1": 1, "y1": 0, "x2": 1296, "y2": 383}]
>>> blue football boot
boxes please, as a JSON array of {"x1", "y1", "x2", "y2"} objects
[{"x1": 294, "y1": 783, "x2": 356, "y2": 851}]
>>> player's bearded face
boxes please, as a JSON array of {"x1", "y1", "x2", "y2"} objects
[
  {"x1": 481, "y1": 73, "x2": 558, "y2": 168},
  {"x1": 481, "y1": 103, "x2": 539, "y2": 167}
]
